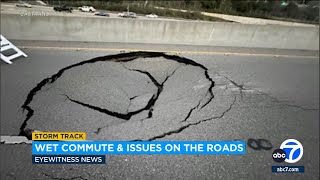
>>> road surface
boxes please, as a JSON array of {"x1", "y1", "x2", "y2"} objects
[{"x1": 1, "y1": 41, "x2": 319, "y2": 179}]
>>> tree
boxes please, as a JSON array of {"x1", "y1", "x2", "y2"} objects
[
  {"x1": 282, "y1": 2, "x2": 299, "y2": 18},
  {"x1": 219, "y1": 0, "x2": 232, "y2": 12},
  {"x1": 199, "y1": 0, "x2": 218, "y2": 10}
]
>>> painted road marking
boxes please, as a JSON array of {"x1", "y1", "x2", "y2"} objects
[
  {"x1": 1, "y1": 35, "x2": 28, "y2": 64},
  {"x1": 19, "y1": 46, "x2": 319, "y2": 59},
  {"x1": 1, "y1": 136, "x2": 32, "y2": 144}
]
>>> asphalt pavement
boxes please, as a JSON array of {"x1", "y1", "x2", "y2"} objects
[{"x1": 0, "y1": 42, "x2": 319, "y2": 179}]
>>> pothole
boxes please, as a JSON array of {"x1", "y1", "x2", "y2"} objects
[{"x1": 18, "y1": 52, "x2": 236, "y2": 141}]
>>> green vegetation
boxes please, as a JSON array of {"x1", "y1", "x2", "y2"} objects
[{"x1": 153, "y1": 0, "x2": 319, "y2": 23}]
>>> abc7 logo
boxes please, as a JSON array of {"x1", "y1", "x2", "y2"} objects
[
  {"x1": 272, "y1": 149, "x2": 286, "y2": 163},
  {"x1": 272, "y1": 139, "x2": 303, "y2": 163}
]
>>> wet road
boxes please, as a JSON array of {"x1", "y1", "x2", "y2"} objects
[{"x1": 0, "y1": 42, "x2": 319, "y2": 179}]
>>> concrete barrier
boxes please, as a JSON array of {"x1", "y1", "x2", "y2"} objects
[{"x1": 1, "y1": 14, "x2": 318, "y2": 50}]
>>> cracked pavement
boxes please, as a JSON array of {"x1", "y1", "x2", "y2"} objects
[
  {"x1": 18, "y1": 52, "x2": 231, "y2": 141},
  {"x1": 1, "y1": 45, "x2": 319, "y2": 179}
]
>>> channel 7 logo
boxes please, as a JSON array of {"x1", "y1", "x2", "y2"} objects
[{"x1": 272, "y1": 139, "x2": 303, "y2": 163}]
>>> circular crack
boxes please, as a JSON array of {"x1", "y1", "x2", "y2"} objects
[{"x1": 19, "y1": 52, "x2": 221, "y2": 140}]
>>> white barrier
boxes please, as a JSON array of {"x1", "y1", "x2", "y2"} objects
[
  {"x1": 1, "y1": 14, "x2": 319, "y2": 50},
  {"x1": 1, "y1": 35, "x2": 27, "y2": 64}
]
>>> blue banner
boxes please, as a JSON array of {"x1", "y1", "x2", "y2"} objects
[{"x1": 32, "y1": 141, "x2": 246, "y2": 155}]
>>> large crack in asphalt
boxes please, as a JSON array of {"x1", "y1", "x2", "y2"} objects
[
  {"x1": 18, "y1": 53, "x2": 140, "y2": 137},
  {"x1": 18, "y1": 52, "x2": 215, "y2": 140},
  {"x1": 62, "y1": 67, "x2": 175, "y2": 121},
  {"x1": 20, "y1": 51, "x2": 312, "y2": 141},
  {"x1": 135, "y1": 96, "x2": 237, "y2": 141},
  {"x1": 143, "y1": 71, "x2": 318, "y2": 141},
  {"x1": 180, "y1": 99, "x2": 202, "y2": 123},
  {"x1": 63, "y1": 66, "x2": 179, "y2": 135},
  {"x1": 121, "y1": 66, "x2": 180, "y2": 120}
]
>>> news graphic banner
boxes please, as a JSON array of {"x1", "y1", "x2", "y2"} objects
[
  {"x1": 31, "y1": 132, "x2": 246, "y2": 164},
  {"x1": 33, "y1": 141, "x2": 246, "y2": 155},
  {"x1": 32, "y1": 132, "x2": 86, "y2": 141}
]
